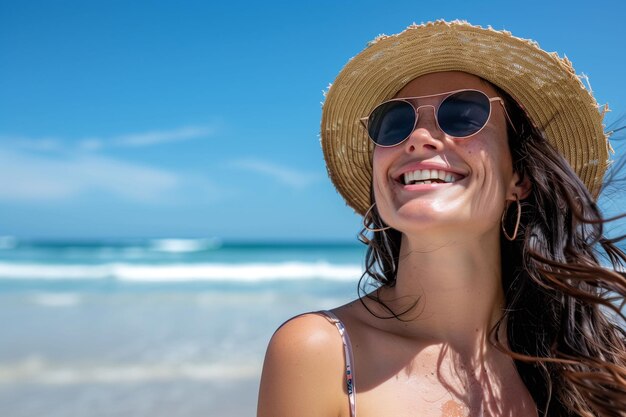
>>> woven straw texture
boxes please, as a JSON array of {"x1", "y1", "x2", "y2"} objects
[{"x1": 321, "y1": 20, "x2": 610, "y2": 216}]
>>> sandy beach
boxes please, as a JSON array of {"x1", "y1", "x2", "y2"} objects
[
  {"x1": 0, "y1": 240, "x2": 359, "y2": 416},
  {"x1": 0, "y1": 290, "x2": 355, "y2": 416}
]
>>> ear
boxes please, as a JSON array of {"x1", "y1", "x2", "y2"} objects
[{"x1": 508, "y1": 171, "x2": 532, "y2": 200}]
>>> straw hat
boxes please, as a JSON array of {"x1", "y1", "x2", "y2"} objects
[{"x1": 321, "y1": 20, "x2": 611, "y2": 216}]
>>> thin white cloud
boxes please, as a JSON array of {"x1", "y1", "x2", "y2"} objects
[
  {"x1": 0, "y1": 148, "x2": 179, "y2": 202},
  {"x1": 0, "y1": 136, "x2": 65, "y2": 152},
  {"x1": 79, "y1": 125, "x2": 215, "y2": 150},
  {"x1": 115, "y1": 125, "x2": 214, "y2": 147},
  {"x1": 231, "y1": 158, "x2": 320, "y2": 189},
  {"x1": 1, "y1": 124, "x2": 215, "y2": 153},
  {"x1": 78, "y1": 138, "x2": 104, "y2": 152}
]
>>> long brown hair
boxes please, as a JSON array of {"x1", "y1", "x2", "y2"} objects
[{"x1": 358, "y1": 90, "x2": 626, "y2": 416}]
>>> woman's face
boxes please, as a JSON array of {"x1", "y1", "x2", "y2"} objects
[{"x1": 372, "y1": 71, "x2": 525, "y2": 239}]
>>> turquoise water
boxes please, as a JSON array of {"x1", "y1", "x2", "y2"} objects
[
  {"x1": 0, "y1": 238, "x2": 364, "y2": 289},
  {"x1": 0, "y1": 238, "x2": 365, "y2": 417}
]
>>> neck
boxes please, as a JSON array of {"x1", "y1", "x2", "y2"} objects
[{"x1": 375, "y1": 228, "x2": 506, "y2": 353}]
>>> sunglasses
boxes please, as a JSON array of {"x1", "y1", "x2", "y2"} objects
[{"x1": 360, "y1": 89, "x2": 515, "y2": 147}]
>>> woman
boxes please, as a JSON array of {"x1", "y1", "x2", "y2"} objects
[{"x1": 258, "y1": 21, "x2": 626, "y2": 417}]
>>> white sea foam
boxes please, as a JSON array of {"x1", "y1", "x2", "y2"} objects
[
  {"x1": 149, "y1": 238, "x2": 221, "y2": 253},
  {"x1": 30, "y1": 293, "x2": 82, "y2": 307},
  {"x1": 0, "y1": 356, "x2": 261, "y2": 385},
  {"x1": 0, "y1": 263, "x2": 110, "y2": 280},
  {"x1": 0, "y1": 261, "x2": 362, "y2": 282}
]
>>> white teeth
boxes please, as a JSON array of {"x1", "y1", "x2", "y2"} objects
[{"x1": 403, "y1": 169, "x2": 459, "y2": 185}]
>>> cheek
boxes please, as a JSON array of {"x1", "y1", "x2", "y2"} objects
[
  {"x1": 371, "y1": 167, "x2": 387, "y2": 209},
  {"x1": 372, "y1": 145, "x2": 392, "y2": 166},
  {"x1": 371, "y1": 147, "x2": 398, "y2": 219},
  {"x1": 467, "y1": 133, "x2": 513, "y2": 172},
  {"x1": 371, "y1": 147, "x2": 391, "y2": 191},
  {"x1": 467, "y1": 141, "x2": 515, "y2": 198}
]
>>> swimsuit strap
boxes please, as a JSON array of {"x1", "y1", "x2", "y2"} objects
[{"x1": 318, "y1": 310, "x2": 356, "y2": 417}]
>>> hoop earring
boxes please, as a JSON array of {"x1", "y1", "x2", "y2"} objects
[
  {"x1": 363, "y1": 202, "x2": 391, "y2": 232},
  {"x1": 501, "y1": 194, "x2": 521, "y2": 241}
]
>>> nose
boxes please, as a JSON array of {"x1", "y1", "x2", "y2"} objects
[{"x1": 403, "y1": 105, "x2": 445, "y2": 154}]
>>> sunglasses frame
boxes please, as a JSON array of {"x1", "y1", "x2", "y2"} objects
[{"x1": 360, "y1": 88, "x2": 517, "y2": 148}]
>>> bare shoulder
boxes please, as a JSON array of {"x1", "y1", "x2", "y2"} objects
[{"x1": 257, "y1": 312, "x2": 346, "y2": 417}]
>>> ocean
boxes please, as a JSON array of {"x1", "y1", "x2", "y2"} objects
[{"x1": 0, "y1": 237, "x2": 364, "y2": 417}]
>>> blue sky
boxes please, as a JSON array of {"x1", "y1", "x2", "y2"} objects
[{"x1": 1, "y1": 0, "x2": 625, "y2": 241}]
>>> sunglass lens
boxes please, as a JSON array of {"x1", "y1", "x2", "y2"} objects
[
  {"x1": 368, "y1": 100, "x2": 415, "y2": 146},
  {"x1": 438, "y1": 91, "x2": 490, "y2": 138}
]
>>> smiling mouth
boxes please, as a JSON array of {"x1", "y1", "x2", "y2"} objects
[{"x1": 400, "y1": 169, "x2": 465, "y2": 185}]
